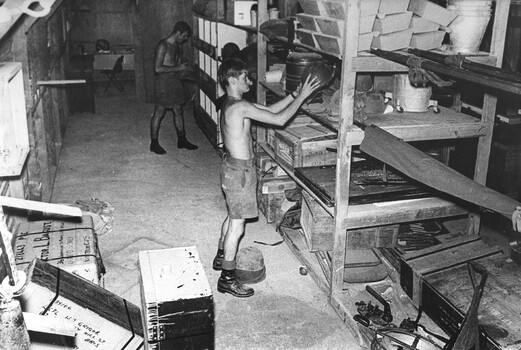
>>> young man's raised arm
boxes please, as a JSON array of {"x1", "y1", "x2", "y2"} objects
[{"x1": 246, "y1": 76, "x2": 320, "y2": 126}]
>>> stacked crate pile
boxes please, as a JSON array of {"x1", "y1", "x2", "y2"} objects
[
  {"x1": 256, "y1": 150, "x2": 297, "y2": 224},
  {"x1": 295, "y1": 0, "x2": 458, "y2": 56}
]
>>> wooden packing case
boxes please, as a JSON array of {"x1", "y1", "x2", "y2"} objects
[
  {"x1": 300, "y1": 190, "x2": 399, "y2": 251},
  {"x1": 21, "y1": 259, "x2": 143, "y2": 349},
  {"x1": 138, "y1": 247, "x2": 214, "y2": 350},
  {"x1": 399, "y1": 235, "x2": 503, "y2": 307},
  {"x1": 269, "y1": 124, "x2": 337, "y2": 170},
  {"x1": 13, "y1": 216, "x2": 105, "y2": 285}
]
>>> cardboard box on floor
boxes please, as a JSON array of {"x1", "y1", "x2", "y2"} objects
[{"x1": 20, "y1": 259, "x2": 143, "y2": 349}]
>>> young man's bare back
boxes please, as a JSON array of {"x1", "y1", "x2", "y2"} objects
[{"x1": 213, "y1": 58, "x2": 320, "y2": 297}]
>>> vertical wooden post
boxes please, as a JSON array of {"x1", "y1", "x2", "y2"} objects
[{"x1": 472, "y1": 0, "x2": 512, "y2": 234}]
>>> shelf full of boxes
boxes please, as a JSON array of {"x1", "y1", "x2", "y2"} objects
[
  {"x1": 192, "y1": 0, "x2": 261, "y2": 150},
  {"x1": 253, "y1": 0, "x2": 513, "y2": 346}
]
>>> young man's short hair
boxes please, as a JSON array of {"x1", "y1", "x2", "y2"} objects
[
  {"x1": 173, "y1": 21, "x2": 192, "y2": 36},
  {"x1": 218, "y1": 58, "x2": 248, "y2": 89}
]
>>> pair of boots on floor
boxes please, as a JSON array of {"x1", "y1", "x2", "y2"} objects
[
  {"x1": 213, "y1": 248, "x2": 254, "y2": 298},
  {"x1": 150, "y1": 132, "x2": 198, "y2": 154}
]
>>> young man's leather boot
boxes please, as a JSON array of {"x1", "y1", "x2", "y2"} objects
[
  {"x1": 212, "y1": 249, "x2": 224, "y2": 270},
  {"x1": 177, "y1": 136, "x2": 198, "y2": 150},
  {"x1": 217, "y1": 269, "x2": 254, "y2": 298}
]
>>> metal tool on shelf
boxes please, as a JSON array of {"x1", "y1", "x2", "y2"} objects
[{"x1": 371, "y1": 49, "x2": 521, "y2": 96}]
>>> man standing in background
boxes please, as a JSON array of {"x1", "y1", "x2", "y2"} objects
[{"x1": 150, "y1": 21, "x2": 198, "y2": 154}]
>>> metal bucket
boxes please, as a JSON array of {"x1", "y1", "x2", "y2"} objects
[
  {"x1": 392, "y1": 74, "x2": 432, "y2": 112},
  {"x1": 447, "y1": 0, "x2": 492, "y2": 53}
]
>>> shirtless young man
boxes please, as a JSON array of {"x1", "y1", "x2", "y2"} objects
[
  {"x1": 150, "y1": 21, "x2": 198, "y2": 154},
  {"x1": 213, "y1": 58, "x2": 321, "y2": 297},
  {"x1": 514, "y1": 206, "x2": 521, "y2": 232}
]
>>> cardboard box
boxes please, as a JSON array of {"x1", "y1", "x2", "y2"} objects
[
  {"x1": 371, "y1": 28, "x2": 413, "y2": 51},
  {"x1": 319, "y1": 0, "x2": 380, "y2": 19},
  {"x1": 373, "y1": 11, "x2": 413, "y2": 34},
  {"x1": 296, "y1": 13, "x2": 318, "y2": 31},
  {"x1": 14, "y1": 216, "x2": 104, "y2": 285},
  {"x1": 410, "y1": 31, "x2": 446, "y2": 50},
  {"x1": 410, "y1": 15, "x2": 440, "y2": 33},
  {"x1": 378, "y1": 0, "x2": 410, "y2": 15},
  {"x1": 314, "y1": 32, "x2": 343, "y2": 55},
  {"x1": 226, "y1": 0, "x2": 257, "y2": 26},
  {"x1": 408, "y1": 0, "x2": 458, "y2": 27},
  {"x1": 297, "y1": 0, "x2": 327, "y2": 16},
  {"x1": 272, "y1": 124, "x2": 337, "y2": 169},
  {"x1": 296, "y1": 28, "x2": 319, "y2": 49},
  {"x1": 139, "y1": 247, "x2": 214, "y2": 350},
  {"x1": 300, "y1": 191, "x2": 399, "y2": 251},
  {"x1": 21, "y1": 259, "x2": 143, "y2": 349}
]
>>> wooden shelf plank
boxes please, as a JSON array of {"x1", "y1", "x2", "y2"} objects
[
  {"x1": 258, "y1": 142, "x2": 469, "y2": 229},
  {"x1": 347, "y1": 106, "x2": 487, "y2": 145},
  {"x1": 340, "y1": 197, "x2": 468, "y2": 230},
  {"x1": 260, "y1": 82, "x2": 487, "y2": 145}
]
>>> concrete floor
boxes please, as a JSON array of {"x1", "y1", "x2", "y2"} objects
[{"x1": 51, "y1": 82, "x2": 361, "y2": 349}]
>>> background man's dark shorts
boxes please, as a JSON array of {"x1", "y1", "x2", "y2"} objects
[{"x1": 221, "y1": 155, "x2": 258, "y2": 219}]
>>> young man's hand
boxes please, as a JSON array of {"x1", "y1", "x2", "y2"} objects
[
  {"x1": 513, "y1": 206, "x2": 521, "y2": 232},
  {"x1": 297, "y1": 75, "x2": 321, "y2": 100},
  {"x1": 180, "y1": 63, "x2": 193, "y2": 72}
]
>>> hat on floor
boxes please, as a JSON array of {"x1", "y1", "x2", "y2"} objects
[{"x1": 235, "y1": 246, "x2": 266, "y2": 284}]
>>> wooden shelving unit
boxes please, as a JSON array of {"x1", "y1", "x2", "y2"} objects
[
  {"x1": 193, "y1": 0, "x2": 513, "y2": 345},
  {"x1": 253, "y1": 0, "x2": 512, "y2": 344}
]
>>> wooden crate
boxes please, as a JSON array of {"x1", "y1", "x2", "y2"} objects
[
  {"x1": 371, "y1": 28, "x2": 413, "y2": 51},
  {"x1": 372, "y1": 11, "x2": 413, "y2": 34},
  {"x1": 0, "y1": 62, "x2": 29, "y2": 177},
  {"x1": 21, "y1": 259, "x2": 143, "y2": 349},
  {"x1": 300, "y1": 191, "x2": 399, "y2": 251},
  {"x1": 258, "y1": 174, "x2": 296, "y2": 223},
  {"x1": 410, "y1": 31, "x2": 446, "y2": 50},
  {"x1": 399, "y1": 236, "x2": 503, "y2": 307},
  {"x1": 139, "y1": 247, "x2": 214, "y2": 350},
  {"x1": 14, "y1": 216, "x2": 104, "y2": 285},
  {"x1": 272, "y1": 124, "x2": 337, "y2": 169},
  {"x1": 259, "y1": 174, "x2": 297, "y2": 195},
  {"x1": 408, "y1": 0, "x2": 458, "y2": 27},
  {"x1": 258, "y1": 189, "x2": 287, "y2": 224}
]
